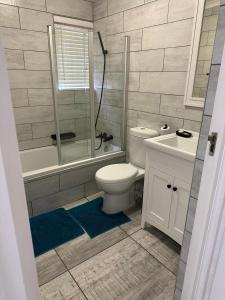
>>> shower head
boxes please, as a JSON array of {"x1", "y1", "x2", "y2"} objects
[{"x1": 97, "y1": 32, "x2": 108, "y2": 55}]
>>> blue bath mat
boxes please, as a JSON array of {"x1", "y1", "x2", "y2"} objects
[
  {"x1": 30, "y1": 208, "x2": 84, "y2": 257},
  {"x1": 68, "y1": 197, "x2": 130, "y2": 238}
]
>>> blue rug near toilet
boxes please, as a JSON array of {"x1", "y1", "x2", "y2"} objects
[
  {"x1": 30, "y1": 208, "x2": 84, "y2": 257},
  {"x1": 68, "y1": 197, "x2": 131, "y2": 238}
]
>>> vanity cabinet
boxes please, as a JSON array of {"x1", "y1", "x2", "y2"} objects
[{"x1": 141, "y1": 147, "x2": 194, "y2": 245}]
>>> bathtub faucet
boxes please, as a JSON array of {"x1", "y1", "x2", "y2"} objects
[{"x1": 96, "y1": 132, "x2": 113, "y2": 142}]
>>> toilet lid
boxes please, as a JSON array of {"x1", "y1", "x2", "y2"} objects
[{"x1": 96, "y1": 164, "x2": 138, "y2": 184}]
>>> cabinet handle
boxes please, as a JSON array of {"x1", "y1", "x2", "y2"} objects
[
  {"x1": 173, "y1": 187, "x2": 178, "y2": 192},
  {"x1": 167, "y1": 184, "x2": 172, "y2": 189}
]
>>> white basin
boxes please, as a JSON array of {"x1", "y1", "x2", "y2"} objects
[{"x1": 144, "y1": 131, "x2": 199, "y2": 162}]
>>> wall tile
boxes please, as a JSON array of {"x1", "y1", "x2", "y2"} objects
[
  {"x1": 58, "y1": 104, "x2": 88, "y2": 120},
  {"x1": 140, "y1": 72, "x2": 187, "y2": 95},
  {"x1": 19, "y1": 8, "x2": 52, "y2": 32},
  {"x1": 142, "y1": 19, "x2": 193, "y2": 50},
  {"x1": 183, "y1": 120, "x2": 201, "y2": 132},
  {"x1": 204, "y1": 65, "x2": 220, "y2": 116},
  {"x1": 24, "y1": 51, "x2": 50, "y2": 70},
  {"x1": 212, "y1": 6, "x2": 225, "y2": 64},
  {"x1": 0, "y1": 0, "x2": 46, "y2": 11},
  {"x1": 95, "y1": 13, "x2": 124, "y2": 35},
  {"x1": 130, "y1": 49, "x2": 164, "y2": 72},
  {"x1": 19, "y1": 137, "x2": 52, "y2": 150},
  {"x1": 32, "y1": 121, "x2": 55, "y2": 139},
  {"x1": 128, "y1": 91, "x2": 160, "y2": 113},
  {"x1": 164, "y1": 46, "x2": 190, "y2": 72},
  {"x1": 108, "y1": 0, "x2": 144, "y2": 15},
  {"x1": 32, "y1": 185, "x2": 85, "y2": 216},
  {"x1": 5, "y1": 49, "x2": 24, "y2": 70},
  {"x1": 0, "y1": 27, "x2": 48, "y2": 51},
  {"x1": 8, "y1": 70, "x2": 51, "y2": 88},
  {"x1": 28, "y1": 89, "x2": 53, "y2": 106},
  {"x1": 128, "y1": 72, "x2": 140, "y2": 91},
  {"x1": 180, "y1": 231, "x2": 192, "y2": 263},
  {"x1": 57, "y1": 91, "x2": 75, "y2": 105},
  {"x1": 106, "y1": 30, "x2": 142, "y2": 53},
  {"x1": 60, "y1": 166, "x2": 94, "y2": 190},
  {"x1": 16, "y1": 124, "x2": 32, "y2": 141},
  {"x1": 0, "y1": 4, "x2": 19, "y2": 28},
  {"x1": 75, "y1": 90, "x2": 90, "y2": 103},
  {"x1": 174, "y1": 288, "x2": 182, "y2": 300},
  {"x1": 85, "y1": 180, "x2": 100, "y2": 196},
  {"x1": 160, "y1": 94, "x2": 203, "y2": 121},
  {"x1": 196, "y1": 116, "x2": 211, "y2": 160},
  {"x1": 14, "y1": 106, "x2": 54, "y2": 124},
  {"x1": 186, "y1": 197, "x2": 198, "y2": 233},
  {"x1": 46, "y1": 0, "x2": 93, "y2": 21},
  {"x1": 168, "y1": 0, "x2": 195, "y2": 22},
  {"x1": 137, "y1": 111, "x2": 183, "y2": 132},
  {"x1": 191, "y1": 158, "x2": 204, "y2": 199},
  {"x1": 94, "y1": 0, "x2": 107, "y2": 20},
  {"x1": 11, "y1": 89, "x2": 28, "y2": 107},
  {"x1": 124, "y1": 0, "x2": 168, "y2": 32},
  {"x1": 176, "y1": 260, "x2": 186, "y2": 291},
  {"x1": 25, "y1": 175, "x2": 59, "y2": 201}
]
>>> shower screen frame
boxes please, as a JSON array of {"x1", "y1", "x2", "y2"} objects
[{"x1": 48, "y1": 22, "x2": 130, "y2": 166}]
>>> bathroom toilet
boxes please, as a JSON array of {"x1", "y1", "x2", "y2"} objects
[{"x1": 95, "y1": 127, "x2": 159, "y2": 214}]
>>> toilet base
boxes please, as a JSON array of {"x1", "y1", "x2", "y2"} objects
[{"x1": 102, "y1": 191, "x2": 131, "y2": 214}]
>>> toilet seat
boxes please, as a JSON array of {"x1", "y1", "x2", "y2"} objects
[{"x1": 95, "y1": 163, "x2": 138, "y2": 184}]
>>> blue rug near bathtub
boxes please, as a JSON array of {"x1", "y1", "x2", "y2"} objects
[
  {"x1": 30, "y1": 208, "x2": 84, "y2": 257},
  {"x1": 68, "y1": 197, "x2": 131, "y2": 238}
]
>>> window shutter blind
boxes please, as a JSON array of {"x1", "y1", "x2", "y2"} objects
[{"x1": 54, "y1": 24, "x2": 89, "y2": 90}]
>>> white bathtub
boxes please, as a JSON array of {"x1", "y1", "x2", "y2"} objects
[{"x1": 21, "y1": 140, "x2": 123, "y2": 181}]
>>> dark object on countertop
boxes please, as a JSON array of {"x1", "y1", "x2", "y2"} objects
[
  {"x1": 51, "y1": 132, "x2": 76, "y2": 143},
  {"x1": 176, "y1": 130, "x2": 193, "y2": 138}
]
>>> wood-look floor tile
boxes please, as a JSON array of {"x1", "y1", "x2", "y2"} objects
[
  {"x1": 120, "y1": 207, "x2": 141, "y2": 235},
  {"x1": 39, "y1": 272, "x2": 85, "y2": 300},
  {"x1": 86, "y1": 191, "x2": 104, "y2": 201},
  {"x1": 36, "y1": 250, "x2": 67, "y2": 286},
  {"x1": 70, "y1": 237, "x2": 175, "y2": 300},
  {"x1": 131, "y1": 227, "x2": 180, "y2": 274},
  {"x1": 56, "y1": 227, "x2": 127, "y2": 270}
]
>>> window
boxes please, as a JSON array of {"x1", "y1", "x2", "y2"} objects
[{"x1": 54, "y1": 24, "x2": 89, "y2": 90}]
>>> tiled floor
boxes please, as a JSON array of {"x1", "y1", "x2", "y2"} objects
[{"x1": 36, "y1": 193, "x2": 181, "y2": 300}]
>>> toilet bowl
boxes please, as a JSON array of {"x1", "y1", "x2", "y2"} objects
[{"x1": 95, "y1": 127, "x2": 159, "y2": 214}]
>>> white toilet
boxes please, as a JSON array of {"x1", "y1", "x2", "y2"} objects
[{"x1": 95, "y1": 127, "x2": 159, "y2": 214}]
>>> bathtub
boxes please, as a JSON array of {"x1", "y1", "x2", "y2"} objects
[{"x1": 21, "y1": 139, "x2": 124, "y2": 181}]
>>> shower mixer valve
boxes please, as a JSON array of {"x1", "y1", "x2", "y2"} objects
[{"x1": 96, "y1": 132, "x2": 113, "y2": 142}]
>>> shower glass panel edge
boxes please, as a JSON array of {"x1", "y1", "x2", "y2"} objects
[
  {"x1": 88, "y1": 30, "x2": 96, "y2": 158},
  {"x1": 121, "y1": 36, "x2": 130, "y2": 152},
  {"x1": 48, "y1": 25, "x2": 62, "y2": 165}
]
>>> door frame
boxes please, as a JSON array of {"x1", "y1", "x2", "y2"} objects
[
  {"x1": 0, "y1": 40, "x2": 40, "y2": 299},
  {"x1": 181, "y1": 38, "x2": 225, "y2": 299}
]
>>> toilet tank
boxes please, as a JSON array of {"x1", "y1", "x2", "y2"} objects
[{"x1": 129, "y1": 127, "x2": 159, "y2": 169}]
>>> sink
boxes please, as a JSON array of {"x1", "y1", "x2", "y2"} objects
[{"x1": 144, "y1": 131, "x2": 199, "y2": 162}]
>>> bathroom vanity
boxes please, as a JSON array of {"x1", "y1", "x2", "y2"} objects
[{"x1": 141, "y1": 132, "x2": 199, "y2": 245}]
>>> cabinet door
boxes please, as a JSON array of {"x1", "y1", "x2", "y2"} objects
[
  {"x1": 169, "y1": 178, "x2": 191, "y2": 243},
  {"x1": 147, "y1": 168, "x2": 173, "y2": 228}
]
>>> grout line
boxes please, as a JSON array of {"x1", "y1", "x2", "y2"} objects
[
  {"x1": 127, "y1": 231, "x2": 179, "y2": 276},
  {"x1": 54, "y1": 250, "x2": 89, "y2": 300}
]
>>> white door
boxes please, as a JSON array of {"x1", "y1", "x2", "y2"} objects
[
  {"x1": 147, "y1": 168, "x2": 173, "y2": 228},
  {"x1": 169, "y1": 178, "x2": 191, "y2": 243}
]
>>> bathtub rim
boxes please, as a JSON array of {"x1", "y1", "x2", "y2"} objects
[{"x1": 23, "y1": 150, "x2": 126, "y2": 183}]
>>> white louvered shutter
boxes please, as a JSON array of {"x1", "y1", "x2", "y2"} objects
[{"x1": 54, "y1": 24, "x2": 89, "y2": 90}]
